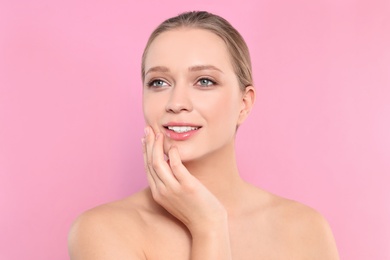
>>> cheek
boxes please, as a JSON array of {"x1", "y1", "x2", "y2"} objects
[
  {"x1": 142, "y1": 98, "x2": 158, "y2": 125},
  {"x1": 143, "y1": 97, "x2": 167, "y2": 137},
  {"x1": 198, "y1": 93, "x2": 241, "y2": 129}
]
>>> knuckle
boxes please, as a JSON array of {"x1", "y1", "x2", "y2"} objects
[
  {"x1": 147, "y1": 159, "x2": 153, "y2": 168},
  {"x1": 152, "y1": 159, "x2": 161, "y2": 169},
  {"x1": 183, "y1": 182, "x2": 196, "y2": 193},
  {"x1": 159, "y1": 187, "x2": 169, "y2": 197},
  {"x1": 170, "y1": 184, "x2": 181, "y2": 195},
  {"x1": 169, "y1": 158, "x2": 181, "y2": 168},
  {"x1": 151, "y1": 192, "x2": 161, "y2": 202},
  {"x1": 170, "y1": 162, "x2": 181, "y2": 172}
]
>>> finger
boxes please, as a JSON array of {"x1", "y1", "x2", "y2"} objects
[
  {"x1": 144, "y1": 126, "x2": 164, "y2": 186},
  {"x1": 168, "y1": 146, "x2": 191, "y2": 183},
  {"x1": 152, "y1": 132, "x2": 179, "y2": 185},
  {"x1": 142, "y1": 137, "x2": 156, "y2": 192}
]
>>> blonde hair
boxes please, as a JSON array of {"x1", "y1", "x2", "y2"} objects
[{"x1": 141, "y1": 11, "x2": 253, "y2": 90}]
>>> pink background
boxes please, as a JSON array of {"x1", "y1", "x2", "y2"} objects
[{"x1": 1, "y1": 1, "x2": 389, "y2": 259}]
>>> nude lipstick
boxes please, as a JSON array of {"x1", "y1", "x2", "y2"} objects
[{"x1": 163, "y1": 122, "x2": 201, "y2": 141}]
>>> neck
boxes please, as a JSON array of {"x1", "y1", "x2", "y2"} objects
[{"x1": 182, "y1": 141, "x2": 247, "y2": 212}]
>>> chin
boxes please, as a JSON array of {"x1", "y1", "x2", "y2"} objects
[
  {"x1": 178, "y1": 153, "x2": 195, "y2": 163},
  {"x1": 163, "y1": 142, "x2": 198, "y2": 163}
]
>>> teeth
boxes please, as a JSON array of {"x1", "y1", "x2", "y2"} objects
[{"x1": 167, "y1": 126, "x2": 199, "y2": 133}]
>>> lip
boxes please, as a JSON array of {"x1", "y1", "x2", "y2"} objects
[
  {"x1": 163, "y1": 122, "x2": 201, "y2": 127},
  {"x1": 163, "y1": 122, "x2": 202, "y2": 141}
]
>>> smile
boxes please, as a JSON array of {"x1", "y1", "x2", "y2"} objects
[
  {"x1": 167, "y1": 126, "x2": 200, "y2": 133},
  {"x1": 163, "y1": 123, "x2": 202, "y2": 141}
]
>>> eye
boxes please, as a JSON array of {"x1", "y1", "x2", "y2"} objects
[
  {"x1": 197, "y1": 78, "x2": 216, "y2": 87},
  {"x1": 147, "y1": 79, "x2": 169, "y2": 88}
]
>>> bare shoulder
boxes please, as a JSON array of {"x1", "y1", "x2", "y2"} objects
[
  {"x1": 68, "y1": 189, "x2": 152, "y2": 260},
  {"x1": 260, "y1": 189, "x2": 340, "y2": 259}
]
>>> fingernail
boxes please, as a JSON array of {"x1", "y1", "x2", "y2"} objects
[
  {"x1": 141, "y1": 138, "x2": 145, "y2": 145},
  {"x1": 144, "y1": 127, "x2": 149, "y2": 136},
  {"x1": 155, "y1": 133, "x2": 160, "y2": 140}
]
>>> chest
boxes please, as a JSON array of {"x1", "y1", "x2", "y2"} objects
[{"x1": 143, "y1": 216, "x2": 293, "y2": 260}]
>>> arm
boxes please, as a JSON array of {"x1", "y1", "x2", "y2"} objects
[{"x1": 143, "y1": 126, "x2": 232, "y2": 260}]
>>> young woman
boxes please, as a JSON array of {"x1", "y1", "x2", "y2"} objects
[{"x1": 68, "y1": 11, "x2": 339, "y2": 259}]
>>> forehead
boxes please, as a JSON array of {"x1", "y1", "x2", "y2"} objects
[{"x1": 144, "y1": 28, "x2": 233, "y2": 73}]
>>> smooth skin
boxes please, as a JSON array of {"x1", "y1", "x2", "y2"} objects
[{"x1": 68, "y1": 28, "x2": 339, "y2": 259}]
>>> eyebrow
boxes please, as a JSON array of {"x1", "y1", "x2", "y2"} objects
[
  {"x1": 145, "y1": 65, "x2": 223, "y2": 76},
  {"x1": 145, "y1": 66, "x2": 169, "y2": 75},
  {"x1": 188, "y1": 65, "x2": 223, "y2": 73}
]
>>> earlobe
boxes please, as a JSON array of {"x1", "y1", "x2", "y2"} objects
[{"x1": 238, "y1": 86, "x2": 255, "y2": 125}]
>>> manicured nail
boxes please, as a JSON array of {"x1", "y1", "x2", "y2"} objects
[{"x1": 144, "y1": 127, "x2": 149, "y2": 136}]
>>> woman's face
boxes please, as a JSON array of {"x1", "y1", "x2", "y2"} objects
[{"x1": 143, "y1": 28, "x2": 253, "y2": 162}]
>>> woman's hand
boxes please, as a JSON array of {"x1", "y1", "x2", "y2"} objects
[{"x1": 142, "y1": 126, "x2": 227, "y2": 235}]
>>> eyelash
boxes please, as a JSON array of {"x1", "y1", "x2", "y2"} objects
[
  {"x1": 146, "y1": 79, "x2": 168, "y2": 88},
  {"x1": 197, "y1": 77, "x2": 217, "y2": 87},
  {"x1": 146, "y1": 78, "x2": 217, "y2": 88}
]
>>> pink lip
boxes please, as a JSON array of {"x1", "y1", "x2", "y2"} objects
[{"x1": 163, "y1": 122, "x2": 202, "y2": 141}]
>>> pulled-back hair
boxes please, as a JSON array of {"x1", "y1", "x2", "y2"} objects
[{"x1": 141, "y1": 11, "x2": 253, "y2": 90}]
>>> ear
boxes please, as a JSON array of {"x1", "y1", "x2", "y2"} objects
[{"x1": 237, "y1": 86, "x2": 255, "y2": 126}]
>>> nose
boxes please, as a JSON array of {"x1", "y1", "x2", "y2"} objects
[{"x1": 165, "y1": 84, "x2": 193, "y2": 113}]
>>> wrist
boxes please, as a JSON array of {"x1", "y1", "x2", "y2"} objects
[
  {"x1": 188, "y1": 212, "x2": 229, "y2": 238},
  {"x1": 190, "y1": 214, "x2": 232, "y2": 260}
]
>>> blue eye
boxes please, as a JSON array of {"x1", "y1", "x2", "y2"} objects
[
  {"x1": 148, "y1": 79, "x2": 168, "y2": 88},
  {"x1": 197, "y1": 78, "x2": 216, "y2": 87}
]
